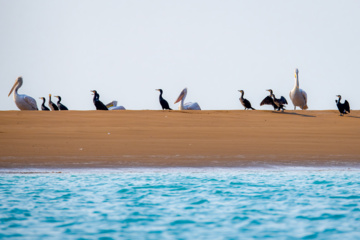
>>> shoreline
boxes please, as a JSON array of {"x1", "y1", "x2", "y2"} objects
[{"x1": 1, "y1": 110, "x2": 359, "y2": 169}]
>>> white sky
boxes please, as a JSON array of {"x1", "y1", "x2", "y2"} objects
[{"x1": 1, "y1": 0, "x2": 359, "y2": 110}]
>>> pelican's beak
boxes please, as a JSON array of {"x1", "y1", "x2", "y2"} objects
[
  {"x1": 174, "y1": 89, "x2": 185, "y2": 104},
  {"x1": 8, "y1": 79, "x2": 19, "y2": 97}
]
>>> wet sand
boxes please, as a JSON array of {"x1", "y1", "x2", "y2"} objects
[{"x1": 0, "y1": 110, "x2": 359, "y2": 169}]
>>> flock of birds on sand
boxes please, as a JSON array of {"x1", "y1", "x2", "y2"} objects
[{"x1": 8, "y1": 68, "x2": 351, "y2": 116}]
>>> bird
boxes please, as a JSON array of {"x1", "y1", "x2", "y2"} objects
[
  {"x1": 39, "y1": 97, "x2": 50, "y2": 111},
  {"x1": 174, "y1": 88, "x2": 201, "y2": 110},
  {"x1": 106, "y1": 101, "x2": 126, "y2": 110},
  {"x1": 260, "y1": 95, "x2": 278, "y2": 110},
  {"x1": 265, "y1": 89, "x2": 288, "y2": 111},
  {"x1": 91, "y1": 90, "x2": 108, "y2": 110},
  {"x1": 48, "y1": 94, "x2": 59, "y2": 111},
  {"x1": 289, "y1": 68, "x2": 308, "y2": 110},
  {"x1": 54, "y1": 96, "x2": 68, "y2": 110},
  {"x1": 238, "y1": 90, "x2": 255, "y2": 110},
  {"x1": 8, "y1": 76, "x2": 38, "y2": 110},
  {"x1": 335, "y1": 95, "x2": 350, "y2": 116},
  {"x1": 156, "y1": 89, "x2": 172, "y2": 110}
]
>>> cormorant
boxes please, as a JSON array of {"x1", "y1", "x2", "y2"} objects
[
  {"x1": 39, "y1": 97, "x2": 50, "y2": 111},
  {"x1": 289, "y1": 68, "x2": 308, "y2": 110},
  {"x1": 238, "y1": 90, "x2": 255, "y2": 110},
  {"x1": 54, "y1": 96, "x2": 68, "y2": 110},
  {"x1": 8, "y1": 76, "x2": 38, "y2": 110},
  {"x1": 156, "y1": 89, "x2": 172, "y2": 110},
  {"x1": 260, "y1": 95, "x2": 278, "y2": 110},
  {"x1": 48, "y1": 94, "x2": 59, "y2": 111},
  {"x1": 336, "y1": 95, "x2": 350, "y2": 116},
  {"x1": 91, "y1": 90, "x2": 108, "y2": 110},
  {"x1": 261, "y1": 89, "x2": 287, "y2": 111}
]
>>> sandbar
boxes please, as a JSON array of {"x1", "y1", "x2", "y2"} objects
[{"x1": 0, "y1": 110, "x2": 359, "y2": 169}]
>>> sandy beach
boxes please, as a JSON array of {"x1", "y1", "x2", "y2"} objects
[{"x1": 0, "y1": 110, "x2": 359, "y2": 169}]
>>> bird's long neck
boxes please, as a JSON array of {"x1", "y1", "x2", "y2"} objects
[
  {"x1": 49, "y1": 96, "x2": 52, "y2": 104},
  {"x1": 338, "y1": 96, "x2": 341, "y2": 102},
  {"x1": 295, "y1": 73, "x2": 299, "y2": 89},
  {"x1": 57, "y1": 97, "x2": 61, "y2": 104},
  {"x1": 240, "y1": 91, "x2": 244, "y2": 99},
  {"x1": 93, "y1": 92, "x2": 100, "y2": 102},
  {"x1": 13, "y1": 81, "x2": 22, "y2": 100},
  {"x1": 15, "y1": 83, "x2": 21, "y2": 94},
  {"x1": 159, "y1": 91, "x2": 163, "y2": 100}
]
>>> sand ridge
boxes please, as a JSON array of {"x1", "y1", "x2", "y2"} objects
[{"x1": 0, "y1": 110, "x2": 359, "y2": 168}]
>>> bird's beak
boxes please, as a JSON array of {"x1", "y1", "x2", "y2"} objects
[
  {"x1": 8, "y1": 79, "x2": 18, "y2": 97},
  {"x1": 174, "y1": 89, "x2": 185, "y2": 104},
  {"x1": 155, "y1": 89, "x2": 160, "y2": 91}
]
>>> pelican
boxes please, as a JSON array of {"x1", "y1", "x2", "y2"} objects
[
  {"x1": 336, "y1": 95, "x2": 350, "y2": 116},
  {"x1": 48, "y1": 94, "x2": 59, "y2": 111},
  {"x1": 156, "y1": 89, "x2": 172, "y2": 110},
  {"x1": 8, "y1": 77, "x2": 38, "y2": 110},
  {"x1": 289, "y1": 68, "x2": 308, "y2": 110},
  {"x1": 266, "y1": 89, "x2": 287, "y2": 111},
  {"x1": 54, "y1": 96, "x2": 68, "y2": 110},
  {"x1": 238, "y1": 90, "x2": 255, "y2": 110},
  {"x1": 39, "y1": 97, "x2": 50, "y2": 111},
  {"x1": 174, "y1": 88, "x2": 201, "y2": 110},
  {"x1": 106, "y1": 101, "x2": 126, "y2": 110},
  {"x1": 91, "y1": 90, "x2": 108, "y2": 110}
]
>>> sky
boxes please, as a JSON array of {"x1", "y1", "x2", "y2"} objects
[{"x1": 1, "y1": 0, "x2": 359, "y2": 110}]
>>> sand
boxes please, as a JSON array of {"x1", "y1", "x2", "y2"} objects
[{"x1": 0, "y1": 110, "x2": 360, "y2": 169}]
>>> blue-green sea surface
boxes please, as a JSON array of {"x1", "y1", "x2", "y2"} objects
[{"x1": 1, "y1": 169, "x2": 360, "y2": 240}]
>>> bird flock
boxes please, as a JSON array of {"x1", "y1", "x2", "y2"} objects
[{"x1": 8, "y1": 68, "x2": 351, "y2": 116}]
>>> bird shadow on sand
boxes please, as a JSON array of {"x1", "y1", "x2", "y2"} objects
[
  {"x1": 346, "y1": 115, "x2": 360, "y2": 119},
  {"x1": 272, "y1": 111, "x2": 316, "y2": 118}
]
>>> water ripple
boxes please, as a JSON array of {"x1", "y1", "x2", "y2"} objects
[{"x1": 1, "y1": 170, "x2": 360, "y2": 239}]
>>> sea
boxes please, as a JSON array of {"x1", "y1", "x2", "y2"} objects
[{"x1": 1, "y1": 168, "x2": 360, "y2": 240}]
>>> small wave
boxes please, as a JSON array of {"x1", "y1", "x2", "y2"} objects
[{"x1": 170, "y1": 219, "x2": 196, "y2": 225}]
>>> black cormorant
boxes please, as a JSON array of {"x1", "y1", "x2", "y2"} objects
[
  {"x1": 156, "y1": 89, "x2": 172, "y2": 110},
  {"x1": 91, "y1": 90, "x2": 108, "y2": 110},
  {"x1": 39, "y1": 97, "x2": 50, "y2": 111},
  {"x1": 336, "y1": 95, "x2": 350, "y2": 116},
  {"x1": 54, "y1": 96, "x2": 68, "y2": 110},
  {"x1": 261, "y1": 89, "x2": 287, "y2": 111},
  {"x1": 48, "y1": 94, "x2": 59, "y2": 111},
  {"x1": 260, "y1": 96, "x2": 278, "y2": 110},
  {"x1": 238, "y1": 90, "x2": 255, "y2": 110}
]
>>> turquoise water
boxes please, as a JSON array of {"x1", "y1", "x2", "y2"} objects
[{"x1": 1, "y1": 169, "x2": 360, "y2": 239}]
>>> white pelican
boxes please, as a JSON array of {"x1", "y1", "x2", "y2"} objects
[
  {"x1": 289, "y1": 68, "x2": 308, "y2": 110},
  {"x1": 106, "y1": 101, "x2": 126, "y2": 110},
  {"x1": 8, "y1": 77, "x2": 38, "y2": 110},
  {"x1": 174, "y1": 88, "x2": 201, "y2": 110}
]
